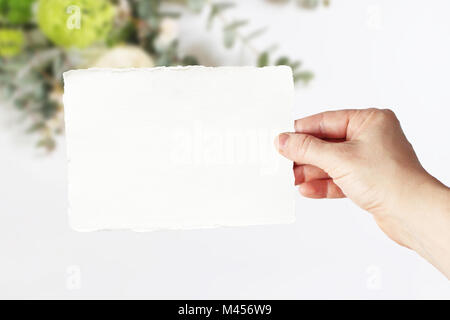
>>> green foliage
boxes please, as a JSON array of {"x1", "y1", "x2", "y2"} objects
[
  {"x1": 181, "y1": 55, "x2": 199, "y2": 66},
  {"x1": 135, "y1": 0, "x2": 159, "y2": 21},
  {"x1": 275, "y1": 56, "x2": 290, "y2": 66},
  {"x1": 258, "y1": 52, "x2": 312, "y2": 84},
  {"x1": 273, "y1": 0, "x2": 330, "y2": 9},
  {"x1": 106, "y1": 21, "x2": 137, "y2": 47},
  {"x1": 243, "y1": 27, "x2": 266, "y2": 41},
  {"x1": 0, "y1": 28, "x2": 24, "y2": 57},
  {"x1": 187, "y1": 0, "x2": 207, "y2": 13},
  {"x1": 0, "y1": 48, "x2": 68, "y2": 151},
  {"x1": 257, "y1": 51, "x2": 269, "y2": 67},
  {"x1": 36, "y1": 137, "x2": 56, "y2": 150},
  {"x1": 208, "y1": 2, "x2": 235, "y2": 28},
  {"x1": 0, "y1": 0, "x2": 35, "y2": 25},
  {"x1": 293, "y1": 71, "x2": 314, "y2": 84},
  {"x1": 277, "y1": 56, "x2": 312, "y2": 84},
  {"x1": 155, "y1": 40, "x2": 177, "y2": 66},
  {"x1": 297, "y1": 0, "x2": 320, "y2": 9},
  {"x1": 223, "y1": 20, "x2": 247, "y2": 48}
]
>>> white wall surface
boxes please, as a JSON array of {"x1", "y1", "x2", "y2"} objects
[{"x1": 0, "y1": 0, "x2": 449, "y2": 298}]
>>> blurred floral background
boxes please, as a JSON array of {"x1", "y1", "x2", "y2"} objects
[{"x1": 0, "y1": 0, "x2": 328, "y2": 151}]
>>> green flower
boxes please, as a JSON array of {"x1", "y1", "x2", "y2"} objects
[
  {"x1": 0, "y1": 28, "x2": 24, "y2": 58},
  {"x1": 37, "y1": 0, "x2": 115, "y2": 49}
]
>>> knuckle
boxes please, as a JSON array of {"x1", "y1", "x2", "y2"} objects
[
  {"x1": 365, "y1": 107, "x2": 380, "y2": 114},
  {"x1": 381, "y1": 108, "x2": 397, "y2": 119},
  {"x1": 371, "y1": 108, "x2": 398, "y2": 123},
  {"x1": 294, "y1": 134, "x2": 314, "y2": 161}
]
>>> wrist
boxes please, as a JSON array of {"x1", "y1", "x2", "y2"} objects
[{"x1": 404, "y1": 175, "x2": 450, "y2": 278}]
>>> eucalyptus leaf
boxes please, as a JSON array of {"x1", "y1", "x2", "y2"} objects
[
  {"x1": 187, "y1": 0, "x2": 207, "y2": 13},
  {"x1": 293, "y1": 71, "x2": 314, "y2": 84},
  {"x1": 224, "y1": 20, "x2": 248, "y2": 31},
  {"x1": 36, "y1": 137, "x2": 56, "y2": 151},
  {"x1": 275, "y1": 56, "x2": 290, "y2": 66},
  {"x1": 244, "y1": 27, "x2": 267, "y2": 41},
  {"x1": 223, "y1": 29, "x2": 236, "y2": 48},
  {"x1": 208, "y1": 2, "x2": 235, "y2": 28},
  {"x1": 289, "y1": 60, "x2": 302, "y2": 70},
  {"x1": 27, "y1": 122, "x2": 46, "y2": 133},
  {"x1": 297, "y1": 0, "x2": 320, "y2": 9},
  {"x1": 257, "y1": 51, "x2": 269, "y2": 67},
  {"x1": 137, "y1": 0, "x2": 159, "y2": 19},
  {"x1": 182, "y1": 55, "x2": 199, "y2": 66}
]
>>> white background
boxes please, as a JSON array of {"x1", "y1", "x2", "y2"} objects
[{"x1": 0, "y1": 0, "x2": 449, "y2": 298}]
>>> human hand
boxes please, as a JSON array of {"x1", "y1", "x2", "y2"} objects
[{"x1": 275, "y1": 108, "x2": 450, "y2": 278}]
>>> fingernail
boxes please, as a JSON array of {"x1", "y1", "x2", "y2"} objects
[{"x1": 276, "y1": 133, "x2": 289, "y2": 149}]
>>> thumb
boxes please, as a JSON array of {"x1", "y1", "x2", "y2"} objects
[{"x1": 274, "y1": 132, "x2": 343, "y2": 169}]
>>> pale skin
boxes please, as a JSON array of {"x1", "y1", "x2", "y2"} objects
[{"x1": 274, "y1": 108, "x2": 450, "y2": 279}]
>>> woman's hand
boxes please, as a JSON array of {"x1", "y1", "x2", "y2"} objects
[{"x1": 275, "y1": 108, "x2": 450, "y2": 278}]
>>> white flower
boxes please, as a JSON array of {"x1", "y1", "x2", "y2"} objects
[
  {"x1": 154, "y1": 18, "x2": 179, "y2": 50},
  {"x1": 92, "y1": 45, "x2": 154, "y2": 68}
]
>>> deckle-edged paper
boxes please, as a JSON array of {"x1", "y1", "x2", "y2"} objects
[{"x1": 63, "y1": 66, "x2": 294, "y2": 231}]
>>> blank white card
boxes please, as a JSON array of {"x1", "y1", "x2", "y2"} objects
[{"x1": 63, "y1": 66, "x2": 294, "y2": 231}]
